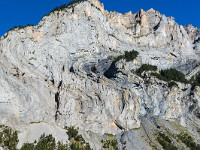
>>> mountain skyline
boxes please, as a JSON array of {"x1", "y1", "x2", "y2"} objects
[
  {"x1": 0, "y1": 0, "x2": 200, "y2": 37},
  {"x1": 0, "y1": 0, "x2": 200, "y2": 149}
]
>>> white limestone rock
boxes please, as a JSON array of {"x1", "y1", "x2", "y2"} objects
[{"x1": 0, "y1": 0, "x2": 200, "y2": 149}]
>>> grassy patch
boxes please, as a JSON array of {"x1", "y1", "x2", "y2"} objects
[
  {"x1": 134, "y1": 35, "x2": 145, "y2": 39},
  {"x1": 30, "y1": 121, "x2": 41, "y2": 124},
  {"x1": 105, "y1": 133, "x2": 116, "y2": 138}
]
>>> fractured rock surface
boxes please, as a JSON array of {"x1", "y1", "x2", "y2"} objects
[{"x1": 0, "y1": 0, "x2": 200, "y2": 149}]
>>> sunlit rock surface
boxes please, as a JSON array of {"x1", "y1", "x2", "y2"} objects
[{"x1": 0, "y1": 0, "x2": 200, "y2": 149}]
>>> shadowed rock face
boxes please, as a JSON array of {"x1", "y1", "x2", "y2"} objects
[{"x1": 0, "y1": 0, "x2": 200, "y2": 149}]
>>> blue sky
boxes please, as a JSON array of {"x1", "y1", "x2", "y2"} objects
[{"x1": 0, "y1": 0, "x2": 199, "y2": 37}]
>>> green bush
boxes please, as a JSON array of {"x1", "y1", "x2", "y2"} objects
[
  {"x1": 67, "y1": 0, "x2": 86, "y2": 8},
  {"x1": 51, "y1": 4, "x2": 67, "y2": 12},
  {"x1": 156, "y1": 132, "x2": 177, "y2": 150},
  {"x1": 67, "y1": 126, "x2": 79, "y2": 140},
  {"x1": 178, "y1": 132, "x2": 200, "y2": 150},
  {"x1": 111, "y1": 139, "x2": 119, "y2": 150},
  {"x1": 113, "y1": 55, "x2": 124, "y2": 64},
  {"x1": 0, "y1": 127, "x2": 19, "y2": 150},
  {"x1": 136, "y1": 64, "x2": 157, "y2": 75},
  {"x1": 67, "y1": 126, "x2": 92, "y2": 150},
  {"x1": 124, "y1": 50, "x2": 139, "y2": 62},
  {"x1": 0, "y1": 125, "x2": 92, "y2": 150},
  {"x1": 48, "y1": 0, "x2": 85, "y2": 14},
  {"x1": 8, "y1": 24, "x2": 34, "y2": 32},
  {"x1": 57, "y1": 141, "x2": 69, "y2": 150},
  {"x1": 21, "y1": 143, "x2": 35, "y2": 150},
  {"x1": 43, "y1": 4, "x2": 67, "y2": 17},
  {"x1": 113, "y1": 50, "x2": 139, "y2": 63},
  {"x1": 101, "y1": 139, "x2": 119, "y2": 150},
  {"x1": 44, "y1": 0, "x2": 86, "y2": 17},
  {"x1": 191, "y1": 73, "x2": 200, "y2": 87},
  {"x1": 21, "y1": 135, "x2": 70, "y2": 150},
  {"x1": 0, "y1": 132, "x2": 3, "y2": 143},
  {"x1": 35, "y1": 134, "x2": 56, "y2": 150},
  {"x1": 151, "y1": 69, "x2": 187, "y2": 83},
  {"x1": 160, "y1": 69, "x2": 187, "y2": 83},
  {"x1": 85, "y1": 143, "x2": 91, "y2": 150},
  {"x1": 197, "y1": 73, "x2": 200, "y2": 84}
]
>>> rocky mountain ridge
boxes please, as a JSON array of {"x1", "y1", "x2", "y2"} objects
[{"x1": 0, "y1": 0, "x2": 200, "y2": 149}]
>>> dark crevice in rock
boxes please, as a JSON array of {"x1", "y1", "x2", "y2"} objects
[
  {"x1": 104, "y1": 63, "x2": 118, "y2": 79},
  {"x1": 189, "y1": 85, "x2": 195, "y2": 96},
  {"x1": 195, "y1": 112, "x2": 200, "y2": 119},
  {"x1": 121, "y1": 92, "x2": 126, "y2": 111},
  {"x1": 55, "y1": 110, "x2": 61, "y2": 121},
  {"x1": 58, "y1": 80, "x2": 63, "y2": 89},
  {"x1": 154, "y1": 22, "x2": 160, "y2": 31},
  {"x1": 170, "y1": 52, "x2": 177, "y2": 58},
  {"x1": 194, "y1": 37, "x2": 200, "y2": 44},
  {"x1": 50, "y1": 79, "x2": 54, "y2": 85},
  {"x1": 115, "y1": 122, "x2": 123, "y2": 130},
  {"x1": 150, "y1": 117, "x2": 160, "y2": 129},
  {"x1": 55, "y1": 92, "x2": 60, "y2": 110},
  {"x1": 55, "y1": 91, "x2": 60, "y2": 121},
  {"x1": 62, "y1": 65, "x2": 65, "y2": 72},
  {"x1": 91, "y1": 65, "x2": 97, "y2": 73},
  {"x1": 70, "y1": 66, "x2": 75, "y2": 73},
  {"x1": 55, "y1": 80, "x2": 62, "y2": 121}
]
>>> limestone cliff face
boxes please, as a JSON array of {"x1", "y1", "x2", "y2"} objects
[{"x1": 0, "y1": 0, "x2": 200, "y2": 149}]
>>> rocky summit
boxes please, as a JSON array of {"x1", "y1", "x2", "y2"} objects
[{"x1": 0, "y1": 0, "x2": 200, "y2": 149}]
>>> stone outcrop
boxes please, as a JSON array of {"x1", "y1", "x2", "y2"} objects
[{"x1": 0, "y1": 0, "x2": 200, "y2": 149}]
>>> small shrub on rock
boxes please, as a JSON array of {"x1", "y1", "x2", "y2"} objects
[
  {"x1": 136, "y1": 64, "x2": 157, "y2": 75},
  {"x1": 0, "y1": 127, "x2": 19, "y2": 150},
  {"x1": 151, "y1": 69, "x2": 187, "y2": 84},
  {"x1": 113, "y1": 50, "x2": 139, "y2": 63},
  {"x1": 177, "y1": 132, "x2": 200, "y2": 150},
  {"x1": 156, "y1": 132, "x2": 177, "y2": 150}
]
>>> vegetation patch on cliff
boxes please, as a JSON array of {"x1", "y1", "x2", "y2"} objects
[
  {"x1": 44, "y1": 0, "x2": 86, "y2": 17},
  {"x1": 190, "y1": 73, "x2": 200, "y2": 87},
  {"x1": 156, "y1": 132, "x2": 177, "y2": 150},
  {"x1": 150, "y1": 68, "x2": 187, "y2": 84},
  {"x1": 113, "y1": 50, "x2": 139, "y2": 63},
  {"x1": 3, "y1": 24, "x2": 34, "y2": 39},
  {"x1": 136, "y1": 64, "x2": 158, "y2": 75},
  {"x1": 67, "y1": 0, "x2": 86, "y2": 8},
  {"x1": 101, "y1": 139, "x2": 119, "y2": 150},
  {"x1": 0, "y1": 125, "x2": 92, "y2": 150},
  {"x1": 0, "y1": 125, "x2": 19, "y2": 150},
  {"x1": 66, "y1": 126, "x2": 92, "y2": 150},
  {"x1": 177, "y1": 132, "x2": 200, "y2": 150}
]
